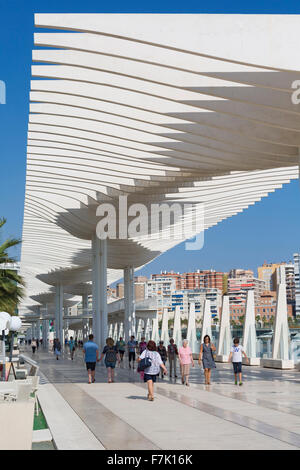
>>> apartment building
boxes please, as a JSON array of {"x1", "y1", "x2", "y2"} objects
[
  {"x1": 171, "y1": 288, "x2": 222, "y2": 320},
  {"x1": 227, "y1": 276, "x2": 266, "y2": 305},
  {"x1": 151, "y1": 270, "x2": 224, "y2": 291}
]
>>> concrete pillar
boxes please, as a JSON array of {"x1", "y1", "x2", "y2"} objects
[
  {"x1": 83, "y1": 319, "x2": 90, "y2": 343},
  {"x1": 36, "y1": 306, "x2": 41, "y2": 341},
  {"x1": 151, "y1": 315, "x2": 159, "y2": 344},
  {"x1": 242, "y1": 290, "x2": 260, "y2": 365},
  {"x1": 262, "y1": 281, "x2": 294, "y2": 369},
  {"x1": 119, "y1": 322, "x2": 124, "y2": 340},
  {"x1": 136, "y1": 318, "x2": 143, "y2": 342},
  {"x1": 124, "y1": 266, "x2": 136, "y2": 341},
  {"x1": 55, "y1": 283, "x2": 64, "y2": 345},
  {"x1": 42, "y1": 319, "x2": 49, "y2": 350},
  {"x1": 173, "y1": 306, "x2": 182, "y2": 347},
  {"x1": 201, "y1": 299, "x2": 212, "y2": 344},
  {"x1": 144, "y1": 317, "x2": 151, "y2": 340},
  {"x1": 216, "y1": 295, "x2": 232, "y2": 362},
  {"x1": 82, "y1": 293, "x2": 89, "y2": 315},
  {"x1": 92, "y1": 235, "x2": 108, "y2": 349},
  {"x1": 160, "y1": 308, "x2": 170, "y2": 345},
  {"x1": 187, "y1": 302, "x2": 199, "y2": 354},
  {"x1": 64, "y1": 310, "x2": 69, "y2": 344},
  {"x1": 113, "y1": 322, "x2": 119, "y2": 342}
]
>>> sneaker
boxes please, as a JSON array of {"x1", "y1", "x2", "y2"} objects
[
  {"x1": 235, "y1": 380, "x2": 238, "y2": 385},
  {"x1": 239, "y1": 382, "x2": 243, "y2": 386}
]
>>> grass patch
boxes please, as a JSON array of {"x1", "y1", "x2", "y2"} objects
[{"x1": 33, "y1": 401, "x2": 48, "y2": 431}]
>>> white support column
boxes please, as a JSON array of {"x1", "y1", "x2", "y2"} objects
[
  {"x1": 113, "y1": 322, "x2": 119, "y2": 342},
  {"x1": 124, "y1": 266, "x2": 136, "y2": 341},
  {"x1": 242, "y1": 290, "x2": 260, "y2": 365},
  {"x1": 83, "y1": 319, "x2": 90, "y2": 343},
  {"x1": 151, "y1": 315, "x2": 159, "y2": 344},
  {"x1": 173, "y1": 306, "x2": 182, "y2": 347},
  {"x1": 108, "y1": 323, "x2": 113, "y2": 338},
  {"x1": 187, "y1": 302, "x2": 199, "y2": 355},
  {"x1": 42, "y1": 319, "x2": 49, "y2": 350},
  {"x1": 82, "y1": 293, "x2": 89, "y2": 315},
  {"x1": 36, "y1": 320, "x2": 41, "y2": 342},
  {"x1": 160, "y1": 308, "x2": 170, "y2": 345},
  {"x1": 119, "y1": 322, "x2": 124, "y2": 340},
  {"x1": 144, "y1": 317, "x2": 151, "y2": 340},
  {"x1": 31, "y1": 323, "x2": 35, "y2": 340},
  {"x1": 92, "y1": 235, "x2": 108, "y2": 349},
  {"x1": 64, "y1": 308, "x2": 69, "y2": 343},
  {"x1": 201, "y1": 299, "x2": 212, "y2": 344},
  {"x1": 136, "y1": 318, "x2": 143, "y2": 342},
  {"x1": 82, "y1": 293, "x2": 90, "y2": 344},
  {"x1": 55, "y1": 283, "x2": 64, "y2": 346},
  {"x1": 216, "y1": 295, "x2": 232, "y2": 362},
  {"x1": 262, "y1": 278, "x2": 294, "y2": 369}
]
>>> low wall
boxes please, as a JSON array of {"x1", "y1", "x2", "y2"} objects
[{"x1": 0, "y1": 400, "x2": 34, "y2": 450}]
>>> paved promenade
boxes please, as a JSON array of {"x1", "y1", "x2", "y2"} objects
[{"x1": 29, "y1": 348, "x2": 300, "y2": 450}]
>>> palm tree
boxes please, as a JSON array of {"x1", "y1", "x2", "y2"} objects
[{"x1": 0, "y1": 218, "x2": 25, "y2": 314}]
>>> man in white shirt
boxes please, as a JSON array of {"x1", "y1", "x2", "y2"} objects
[{"x1": 228, "y1": 337, "x2": 249, "y2": 386}]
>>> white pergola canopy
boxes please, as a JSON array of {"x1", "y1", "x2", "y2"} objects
[{"x1": 20, "y1": 14, "x2": 300, "y2": 313}]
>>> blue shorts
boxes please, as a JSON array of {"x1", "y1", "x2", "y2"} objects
[
  {"x1": 105, "y1": 361, "x2": 116, "y2": 369},
  {"x1": 144, "y1": 373, "x2": 158, "y2": 383},
  {"x1": 233, "y1": 362, "x2": 242, "y2": 374}
]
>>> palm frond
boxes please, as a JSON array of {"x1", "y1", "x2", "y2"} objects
[{"x1": 0, "y1": 218, "x2": 25, "y2": 313}]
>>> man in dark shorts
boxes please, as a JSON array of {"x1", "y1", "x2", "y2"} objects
[{"x1": 83, "y1": 334, "x2": 99, "y2": 384}]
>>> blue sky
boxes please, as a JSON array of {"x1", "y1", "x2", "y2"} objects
[{"x1": 0, "y1": 0, "x2": 299, "y2": 275}]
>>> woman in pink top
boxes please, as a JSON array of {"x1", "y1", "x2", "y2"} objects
[{"x1": 178, "y1": 340, "x2": 194, "y2": 386}]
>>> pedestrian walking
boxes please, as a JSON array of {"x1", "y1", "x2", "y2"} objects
[
  {"x1": 116, "y1": 337, "x2": 126, "y2": 365},
  {"x1": 139, "y1": 337, "x2": 147, "y2": 355},
  {"x1": 127, "y1": 335, "x2": 138, "y2": 369},
  {"x1": 168, "y1": 338, "x2": 178, "y2": 378},
  {"x1": 137, "y1": 340, "x2": 167, "y2": 401},
  {"x1": 157, "y1": 341, "x2": 168, "y2": 379},
  {"x1": 99, "y1": 337, "x2": 120, "y2": 383},
  {"x1": 31, "y1": 339, "x2": 37, "y2": 355},
  {"x1": 178, "y1": 340, "x2": 194, "y2": 386},
  {"x1": 53, "y1": 338, "x2": 61, "y2": 360},
  {"x1": 228, "y1": 337, "x2": 249, "y2": 386},
  {"x1": 198, "y1": 335, "x2": 216, "y2": 385},
  {"x1": 69, "y1": 336, "x2": 76, "y2": 360},
  {"x1": 83, "y1": 334, "x2": 99, "y2": 384}
]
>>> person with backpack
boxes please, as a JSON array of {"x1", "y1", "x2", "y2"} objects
[
  {"x1": 68, "y1": 336, "x2": 76, "y2": 360},
  {"x1": 138, "y1": 340, "x2": 167, "y2": 401},
  {"x1": 99, "y1": 337, "x2": 120, "y2": 383},
  {"x1": 31, "y1": 338, "x2": 37, "y2": 355},
  {"x1": 53, "y1": 338, "x2": 62, "y2": 360}
]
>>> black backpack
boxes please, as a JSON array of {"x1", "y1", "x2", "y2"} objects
[{"x1": 106, "y1": 347, "x2": 117, "y2": 363}]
